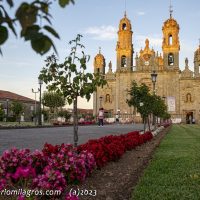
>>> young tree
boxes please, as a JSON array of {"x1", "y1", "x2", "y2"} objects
[
  {"x1": 42, "y1": 91, "x2": 65, "y2": 118},
  {"x1": 40, "y1": 34, "x2": 107, "y2": 147},
  {"x1": 127, "y1": 81, "x2": 170, "y2": 131},
  {"x1": 127, "y1": 81, "x2": 152, "y2": 131},
  {"x1": 0, "y1": 104, "x2": 5, "y2": 121},
  {"x1": 151, "y1": 95, "x2": 167, "y2": 124},
  {"x1": 58, "y1": 110, "x2": 71, "y2": 122},
  {"x1": 162, "y1": 112, "x2": 171, "y2": 121},
  {"x1": 0, "y1": 0, "x2": 74, "y2": 55},
  {"x1": 42, "y1": 91, "x2": 65, "y2": 121},
  {"x1": 11, "y1": 101, "x2": 24, "y2": 124}
]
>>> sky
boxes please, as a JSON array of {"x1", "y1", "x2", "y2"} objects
[{"x1": 1, "y1": 0, "x2": 200, "y2": 109}]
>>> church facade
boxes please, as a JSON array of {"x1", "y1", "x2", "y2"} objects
[{"x1": 93, "y1": 11, "x2": 200, "y2": 124}]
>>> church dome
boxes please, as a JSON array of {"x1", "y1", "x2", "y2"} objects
[
  {"x1": 139, "y1": 39, "x2": 155, "y2": 61},
  {"x1": 94, "y1": 48, "x2": 105, "y2": 68},
  {"x1": 163, "y1": 17, "x2": 179, "y2": 29},
  {"x1": 164, "y1": 18, "x2": 179, "y2": 28},
  {"x1": 195, "y1": 45, "x2": 200, "y2": 56},
  {"x1": 94, "y1": 52, "x2": 104, "y2": 60},
  {"x1": 118, "y1": 13, "x2": 132, "y2": 31}
]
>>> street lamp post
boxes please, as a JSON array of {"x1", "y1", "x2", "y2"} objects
[
  {"x1": 139, "y1": 102, "x2": 145, "y2": 132},
  {"x1": 38, "y1": 78, "x2": 43, "y2": 126},
  {"x1": 162, "y1": 96, "x2": 166, "y2": 123},
  {"x1": 162, "y1": 96, "x2": 166, "y2": 104},
  {"x1": 151, "y1": 70, "x2": 158, "y2": 126},
  {"x1": 6, "y1": 99, "x2": 9, "y2": 122},
  {"x1": 32, "y1": 88, "x2": 39, "y2": 126},
  {"x1": 99, "y1": 96, "x2": 103, "y2": 108}
]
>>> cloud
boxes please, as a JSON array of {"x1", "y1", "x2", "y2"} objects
[
  {"x1": 137, "y1": 11, "x2": 145, "y2": 16},
  {"x1": 1, "y1": 60, "x2": 37, "y2": 68},
  {"x1": 84, "y1": 25, "x2": 117, "y2": 41}
]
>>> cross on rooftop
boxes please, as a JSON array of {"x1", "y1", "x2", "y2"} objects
[{"x1": 169, "y1": 0, "x2": 173, "y2": 18}]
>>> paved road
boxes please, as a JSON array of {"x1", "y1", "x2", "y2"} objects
[{"x1": 0, "y1": 124, "x2": 143, "y2": 154}]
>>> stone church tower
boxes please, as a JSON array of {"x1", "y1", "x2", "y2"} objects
[
  {"x1": 162, "y1": 11, "x2": 180, "y2": 70},
  {"x1": 116, "y1": 12, "x2": 134, "y2": 71},
  {"x1": 194, "y1": 43, "x2": 200, "y2": 77},
  {"x1": 93, "y1": 48, "x2": 106, "y2": 115},
  {"x1": 93, "y1": 8, "x2": 200, "y2": 124},
  {"x1": 93, "y1": 47, "x2": 106, "y2": 74}
]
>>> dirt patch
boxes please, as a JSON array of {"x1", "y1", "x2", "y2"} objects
[{"x1": 76, "y1": 126, "x2": 171, "y2": 200}]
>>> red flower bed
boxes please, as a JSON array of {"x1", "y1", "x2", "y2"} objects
[
  {"x1": 78, "y1": 131, "x2": 153, "y2": 168},
  {"x1": 141, "y1": 131, "x2": 153, "y2": 142},
  {"x1": 0, "y1": 144, "x2": 96, "y2": 199},
  {"x1": 78, "y1": 121, "x2": 94, "y2": 125},
  {"x1": 0, "y1": 129, "x2": 153, "y2": 199},
  {"x1": 163, "y1": 123, "x2": 171, "y2": 128}
]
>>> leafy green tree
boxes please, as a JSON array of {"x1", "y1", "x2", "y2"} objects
[
  {"x1": 127, "y1": 81, "x2": 152, "y2": 131},
  {"x1": 127, "y1": 81, "x2": 169, "y2": 131},
  {"x1": 58, "y1": 110, "x2": 71, "y2": 122},
  {"x1": 40, "y1": 34, "x2": 107, "y2": 147},
  {"x1": 0, "y1": 104, "x2": 5, "y2": 121},
  {"x1": 42, "y1": 109, "x2": 49, "y2": 121},
  {"x1": 11, "y1": 101, "x2": 24, "y2": 124},
  {"x1": 0, "y1": 0, "x2": 74, "y2": 55},
  {"x1": 151, "y1": 95, "x2": 168, "y2": 123},
  {"x1": 42, "y1": 91, "x2": 65, "y2": 114},
  {"x1": 162, "y1": 112, "x2": 171, "y2": 120}
]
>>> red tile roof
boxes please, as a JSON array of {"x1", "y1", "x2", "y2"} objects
[
  {"x1": 67, "y1": 108, "x2": 93, "y2": 114},
  {"x1": 0, "y1": 90, "x2": 36, "y2": 103},
  {"x1": 78, "y1": 108, "x2": 93, "y2": 114}
]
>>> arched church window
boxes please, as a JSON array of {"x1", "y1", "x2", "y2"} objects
[
  {"x1": 186, "y1": 93, "x2": 192, "y2": 102},
  {"x1": 122, "y1": 23, "x2": 127, "y2": 30},
  {"x1": 169, "y1": 34, "x2": 173, "y2": 45},
  {"x1": 168, "y1": 53, "x2": 174, "y2": 66},
  {"x1": 97, "y1": 68, "x2": 100, "y2": 73},
  {"x1": 121, "y1": 55, "x2": 127, "y2": 67},
  {"x1": 105, "y1": 94, "x2": 111, "y2": 103}
]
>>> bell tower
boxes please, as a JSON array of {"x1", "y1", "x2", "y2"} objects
[
  {"x1": 162, "y1": 4, "x2": 180, "y2": 70},
  {"x1": 194, "y1": 40, "x2": 200, "y2": 77},
  {"x1": 93, "y1": 47, "x2": 106, "y2": 74},
  {"x1": 116, "y1": 12, "x2": 134, "y2": 71}
]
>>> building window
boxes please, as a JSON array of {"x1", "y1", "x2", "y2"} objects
[
  {"x1": 122, "y1": 23, "x2": 127, "y2": 30},
  {"x1": 121, "y1": 55, "x2": 127, "y2": 67},
  {"x1": 186, "y1": 93, "x2": 192, "y2": 102},
  {"x1": 168, "y1": 53, "x2": 174, "y2": 66},
  {"x1": 169, "y1": 34, "x2": 173, "y2": 45},
  {"x1": 97, "y1": 68, "x2": 100, "y2": 73}
]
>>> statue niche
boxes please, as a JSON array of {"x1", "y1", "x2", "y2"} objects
[
  {"x1": 105, "y1": 94, "x2": 111, "y2": 103},
  {"x1": 186, "y1": 93, "x2": 192, "y2": 103}
]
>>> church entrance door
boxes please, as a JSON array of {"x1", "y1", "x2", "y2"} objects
[{"x1": 186, "y1": 112, "x2": 193, "y2": 124}]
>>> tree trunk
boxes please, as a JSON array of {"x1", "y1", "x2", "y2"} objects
[
  {"x1": 147, "y1": 115, "x2": 150, "y2": 131},
  {"x1": 143, "y1": 116, "x2": 146, "y2": 133},
  {"x1": 73, "y1": 96, "x2": 78, "y2": 147}
]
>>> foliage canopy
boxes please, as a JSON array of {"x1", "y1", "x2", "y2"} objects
[
  {"x1": 40, "y1": 34, "x2": 107, "y2": 146},
  {"x1": 0, "y1": 0, "x2": 74, "y2": 55}
]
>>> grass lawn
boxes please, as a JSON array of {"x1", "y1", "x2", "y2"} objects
[{"x1": 132, "y1": 124, "x2": 200, "y2": 200}]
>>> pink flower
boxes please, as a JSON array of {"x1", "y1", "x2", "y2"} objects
[
  {"x1": 17, "y1": 195, "x2": 25, "y2": 200},
  {"x1": 0, "y1": 179, "x2": 6, "y2": 190},
  {"x1": 12, "y1": 166, "x2": 36, "y2": 180}
]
